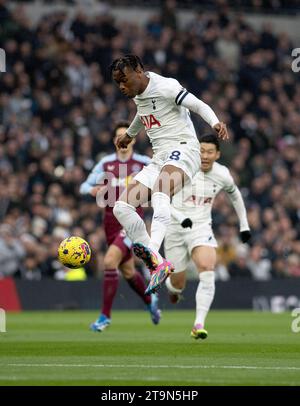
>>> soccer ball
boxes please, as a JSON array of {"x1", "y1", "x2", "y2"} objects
[{"x1": 58, "y1": 236, "x2": 91, "y2": 269}]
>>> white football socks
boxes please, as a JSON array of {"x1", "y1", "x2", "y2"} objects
[
  {"x1": 195, "y1": 271, "x2": 215, "y2": 327},
  {"x1": 149, "y1": 192, "x2": 171, "y2": 253},
  {"x1": 113, "y1": 201, "x2": 150, "y2": 246}
]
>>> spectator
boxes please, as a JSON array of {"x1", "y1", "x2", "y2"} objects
[
  {"x1": 0, "y1": 224, "x2": 25, "y2": 278},
  {"x1": 0, "y1": 4, "x2": 299, "y2": 279},
  {"x1": 228, "y1": 245, "x2": 252, "y2": 278},
  {"x1": 247, "y1": 244, "x2": 272, "y2": 280},
  {"x1": 161, "y1": 0, "x2": 177, "y2": 30}
]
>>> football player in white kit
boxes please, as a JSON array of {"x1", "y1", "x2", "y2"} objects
[
  {"x1": 164, "y1": 134, "x2": 251, "y2": 339},
  {"x1": 111, "y1": 55, "x2": 229, "y2": 295}
]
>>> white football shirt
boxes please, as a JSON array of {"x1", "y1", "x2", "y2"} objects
[
  {"x1": 171, "y1": 161, "x2": 249, "y2": 231},
  {"x1": 127, "y1": 71, "x2": 219, "y2": 153}
]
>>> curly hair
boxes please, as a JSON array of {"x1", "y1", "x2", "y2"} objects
[{"x1": 110, "y1": 54, "x2": 144, "y2": 76}]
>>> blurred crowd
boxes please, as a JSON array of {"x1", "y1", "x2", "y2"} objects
[
  {"x1": 10, "y1": 0, "x2": 300, "y2": 14},
  {"x1": 0, "y1": 0, "x2": 299, "y2": 280}
]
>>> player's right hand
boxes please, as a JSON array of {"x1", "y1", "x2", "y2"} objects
[
  {"x1": 181, "y1": 218, "x2": 193, "y2": 229},
  {"x1": 116, "y1": 132, "x2": 133, "y2": 149}
]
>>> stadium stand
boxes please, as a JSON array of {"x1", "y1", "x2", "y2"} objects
[{"x1": 0, "y1": 0, "x2": 299, "y2": 280}]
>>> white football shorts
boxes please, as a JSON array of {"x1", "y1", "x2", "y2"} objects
[
  {"x1": 164, "y1": 221, "x2": 218, "y2": 273},
  {"x1": 134, "y1": 142, "x2": 200, "y2": 190}
]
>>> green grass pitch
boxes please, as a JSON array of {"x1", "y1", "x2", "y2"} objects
[{"x1": 0, "y1": 310, "x2": 300, "y2": 386}]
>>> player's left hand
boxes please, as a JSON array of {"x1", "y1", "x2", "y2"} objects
[
  {"x1": 240, "y1": 230, "x2": 251, "y2": 243},
  {"x1": 181, "y1": 218, "x2": 193, "y2": 228},
  {"x1": 213, "y1": 122, "x2": 229, "y2": 140}
]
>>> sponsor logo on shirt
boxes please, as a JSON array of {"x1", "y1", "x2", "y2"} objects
[
  {"x1": 185, "y1": 195, "x2": 213, "y2": 205},
  {"x1": 140, "y1": 114, "x2": 161, "y2": 129}
]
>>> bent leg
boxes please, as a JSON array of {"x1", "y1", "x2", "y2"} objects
[
  {"x1": 168, "y1": 271, "x2": 187, "y2": 291},
  {"x1": 113, "y1": 179, "x2": 151, "y2": 246},
  {"x1": 120, "y1": 258, "x2": 161, "y2": 324},
  {"x1": 119, "y1": 257, "x2": 151, "y2": 306},
  {"x1": 165, "y1": 271, "x2": 186, "y2": 304}
]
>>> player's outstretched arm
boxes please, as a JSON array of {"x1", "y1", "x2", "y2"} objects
[
  {"x1": 80, "y1": 175, "x2": 98, "y2": 195},
  {"x1": 180, "y1": 92, "x2": 229, "y2": 140},
  {"x1": 226, "y1": 185, "x2": 251, "y2": 243},
  {"x1": 80, "y1": 162, "x2": 104, "y2": 196}
]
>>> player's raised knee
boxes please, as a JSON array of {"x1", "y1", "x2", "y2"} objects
[
  {"x1": 113, "y1": 201, "x2": 135, "y2": 218},
  {"x1": 113, "y1": 200, "x2": 127, "y2": 220}
]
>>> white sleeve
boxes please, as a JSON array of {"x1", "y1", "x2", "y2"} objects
[
  {"x1": 224, "y1": 175, "x2": 249, "y2": 232},
  {"x1": 180, "y1": 93, "x2": 219, "y2": 128},
  {"x1": 126, "y1": 113, "x2": 144, "y2": 138},
  {"x1": 162, "y1": 77, "x2": 219, "y2": 127}
]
